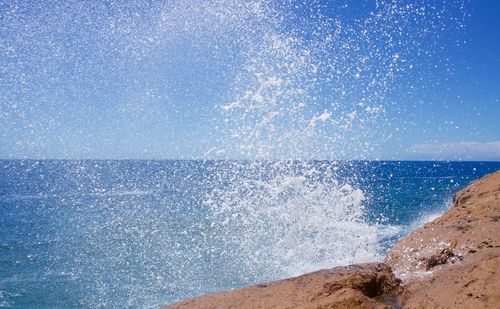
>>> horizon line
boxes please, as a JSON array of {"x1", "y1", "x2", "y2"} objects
[{"x1": 1, "y1": 158, "x2": 499, "y2": 163}]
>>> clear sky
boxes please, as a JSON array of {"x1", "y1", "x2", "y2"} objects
[{"x1": 1, "y1": 0, "x2": 499, "y2": 160}]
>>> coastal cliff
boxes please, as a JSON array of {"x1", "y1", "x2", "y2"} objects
[{"x1": 163, "y1": 171, "x2": 500, "y2": 308}]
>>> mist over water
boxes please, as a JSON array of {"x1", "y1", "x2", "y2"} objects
[{"x1": 0, "y1": 1, "x2": 475, "y2": 308}]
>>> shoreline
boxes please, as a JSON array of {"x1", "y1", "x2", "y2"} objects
[{"x1": 162, "y1": 170, "x2": 500, "y2": 308}]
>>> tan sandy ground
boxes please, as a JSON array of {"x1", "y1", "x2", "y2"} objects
[{"x1": 163, "y1": 171, "x2": 500, "y2": 309}]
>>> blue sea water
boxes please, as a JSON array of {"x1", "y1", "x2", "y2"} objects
[{"x1": 0, "y1": 160, "x2": 499, "y2": 308}]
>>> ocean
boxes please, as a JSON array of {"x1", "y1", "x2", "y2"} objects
[{"x1": 1, "y1": 160, "x2": 499, "y2": 308}]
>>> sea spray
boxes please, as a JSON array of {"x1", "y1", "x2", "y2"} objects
[
  {"x1": 197, "y1": 0, "x2": 466, "y2": 279},
  {"x1": 203, "y1": 161, "x2": 380, "y2": 279},
  {"x1": 0, "y1": 0, "x2": 470, "y2": 307}
]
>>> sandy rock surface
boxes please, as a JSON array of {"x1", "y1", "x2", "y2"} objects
[
  {"x1": 386, "y1": 170, "x2": 500, "y2": 308},
  {"x1": 163, "y1": 263, "x2": 401, "y2": 309}
]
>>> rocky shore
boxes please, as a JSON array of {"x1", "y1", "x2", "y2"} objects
[{"x1": 163, "y1": 171, "x2": 500, "y2": 308}]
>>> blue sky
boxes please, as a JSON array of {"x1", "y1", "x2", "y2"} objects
[
  {"x1": 391, "y1": 0, "x2": 500, "y2": 161},
  {"x1": 1, "y1": 0, "x2": 499, "y2": 160}
]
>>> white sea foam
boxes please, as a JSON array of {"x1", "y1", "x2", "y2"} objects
[{"x1": 204, "y1": 162, "x2": 382, "y2": 278}]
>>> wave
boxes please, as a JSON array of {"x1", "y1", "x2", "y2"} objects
[
  {"x1": 204, "y1": 161, "x2": 383, "y2": 279},
  {"x1": 408, "y1": 205, "x2": 451, "y2": 232},
  {"x1": 88, "y1": 189, "x2": 154, "y2": 198}
]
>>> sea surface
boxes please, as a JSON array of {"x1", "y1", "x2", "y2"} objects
[{"x1": 0, "y1": 160, "x2": 499, "y2": 308}]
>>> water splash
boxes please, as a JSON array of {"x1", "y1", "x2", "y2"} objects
[
  {"x1": 0, "y1": 0, "x2": 468, "y2": 307},
  {"x1": 206, "y1": 0, "x2": 467, "y2": 159},
  {"x1": 196, "y1": 0, "x2": 466, "y2": 279},
  {"x1": 204, "y1": 161, "x2": 380, "y2": 279}
]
